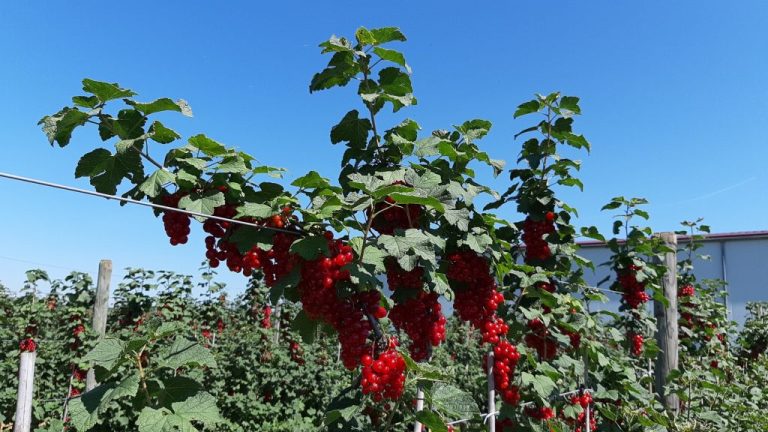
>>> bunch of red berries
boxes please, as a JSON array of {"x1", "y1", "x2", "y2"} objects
[
  {"x1": 628, "y1": 332, "x2": 644, "y2": 356},
  {"x1": 360, "y1": 345, "x2": 407, "y2": 401},
  {"x1": 489, "y1": 340, "x2": 521, "y2": 404},
  {"x1": 447, "y1": 250, "x2": 506, "y2": 343},
  {"x1": 524, "y1": 318, "x2": 558, "y2": 360},
  {"x1": 296, "y1": 235, "x2": 387, "y2": 370},
  {"x1": 385, "y1": 260, "x2": 424, "y2": 290},
  {"x1": 19, "y1": 338, "x2": 36, "y2": 352},
  {"x1": 161, "y1": 192, "x2": 191, "y2": 245},
  {"x1": 524, "y1": 405, "x2": 555, "y2": 421},
  {"x1": 389, "y1": 291, "x2": 446, "y2": 361},
  {"x1": 260, "y1": 306, "x2": 272, "y2": 329},
  {"x1": 368, "y1": 184, "x2": 423, "y2": 235},
  {"x1": 496, "y1": 418, "x2": 515, "y2": 431},
  {"x1": 289, "y1": 340, "x2": 305, "y2": 365},
  {"x1": 522, "y1": 213, "x2": 555, "y2": 263},
  {"x1": 565, "y1": 391, "x2": 597, "y2": 432},
  {"x1": 616, "y1": 265, "x2": 650, "y2": 309},
  {"x1": 679, "y1": 283, "x2": 695, "y2": 297},
  {"x1": 202, "y1": 203, "x2": 296, "y2": 277}
]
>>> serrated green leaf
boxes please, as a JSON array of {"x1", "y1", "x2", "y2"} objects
[
  {"x1": 149, "y1": 121, "x2": 181, "y2": 144},
  {"x1": 140, "y1": 169, "x2": 175, "y2": 198},
  {"x1": 159, "y1": 337, "x2": 216, "y2": 369},
  {"x1": 290, "y1": 235, "x2": 330, "y2": 260},
  {"x1": 188, "y1": 134, "x2": 227, "y2": 157},
  {"x1": 82, "y1": 79, "x2": 136, "y2": 102}
]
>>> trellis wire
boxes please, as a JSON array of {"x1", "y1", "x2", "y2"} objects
[{"x1": 0, "y1": 171, "x2": 300, "y2": 235}]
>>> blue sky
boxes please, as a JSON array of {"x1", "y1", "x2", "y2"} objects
[{"x1": 1, "y1": 1, "x2": 766, "y2": 295}]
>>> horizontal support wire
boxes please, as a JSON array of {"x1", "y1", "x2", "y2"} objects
[{"x1": 0, "y1": 171, "x2": 302, "y2": 236}]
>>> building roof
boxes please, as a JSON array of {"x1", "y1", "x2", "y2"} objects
[{"x1": 578, "y1": 230, "x2": 768, "y2": 248}]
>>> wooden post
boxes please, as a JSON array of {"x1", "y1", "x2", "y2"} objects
[
  {"x1": 412, "y1": 387, "x2": 425, "y2": 432},
  {"x1": 14, "y1": 352, "x2": 36, "y2": 432},
  {"x1": 86, "y1": 260, "x2": 111, "y2": 391},
  {"x1": 487, "y1": 351, "x2": 496, "y2": 432},
  {"x1": 654, "y1": 232, "x2": 679, "y2": 414}
]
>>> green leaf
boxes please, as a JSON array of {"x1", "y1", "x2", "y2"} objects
[
  {"x1": 68, "y1": 374, "x2": 140, "y2": 430},
  {"x1": 292, "y1": 171, "x2": 332, "y2": 189},
  {"x1": 292, "y1": 310, "x2": 319, "y2": 344},
  {"x1": 290, "y1": 235, "x2": 330, "y2": 260},
  {"x1": 188, "y1": 134, "x2": 227, "y2": 157},
  {"x1": 373, "y1": 47, "x2": 410, "y2": 73},
  {"x1": 178, "y1": 191, "x2": 225, "y2": 219},
  {"x1": 514, "y1": 99, "x2": 542, "y2": 118},
  {"x1": 521, "y1": 372, "x2": 555, "y2": 398},
  {"x1": 171, "y1": 392, "x2": 222, "y2": 427},
  {"x1": 130, "y1": 98, "x2": 189, "y2": 116},
  {"x1": 39, "y1": 108, "x2": 90, "y2": 147},
  {"x1": 75, "y1": 148, "x2": 113, "y2": 178},
  {"x1": 82, "y1": 78, "x2": 136, "y2": 102},
  {"x1": 310, "y1": 51, "x2": 359, "y2": 92},
  {"x1": 216, "y1": 156, "x2": 248, "y2": 174},
  {"x1": 139, "y1": 169, "x2": 175, "y2": 198},
  {"x1": 443, "y1": 207, "x2": 470, "y2": 231},
  {"x1": 235, "y1": 203, "x2": 274, "y2": 219},
  {"x1": 430, "y1": 383, "x2": 479, "y2": 419},
  {"x1": 83, "y1": 338, "x2": 126, "y2": 371},
  {"x1": 330, "y1": 110, "x2": 371, "y2": 147},
  {"x1": 455, "y1": 119, "x2": 492, "y2": 141},
  {"x1": 369, "y1": 27, "x2": 407, "y2": 44},
  {"x1": 158, "y1": 337, "x2": 217, "y2": 369},
  {"x1": 157, "y1": 377, "x2": 202, "y2": 406},
  {"x1": 415, "y1": 411, "x2": 447, "y2": 432},
  {"x1": 388, "y1": 193, "x2": 444, "y2": 213},
  {"x1": 149, "y1": 121, "x2": 181, "y2": 144}
]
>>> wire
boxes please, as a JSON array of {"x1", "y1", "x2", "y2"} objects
[{"x1": 0, "y1": 171, "x2": 303, "y2": 236}]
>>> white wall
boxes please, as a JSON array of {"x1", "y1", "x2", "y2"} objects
[{"x1": 577, "y1": 236, "x2": 768, "y2": 325}]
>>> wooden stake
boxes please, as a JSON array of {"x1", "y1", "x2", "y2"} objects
[
  {"x1": 14, "y1": 351, "x2": 36, "y2": 432},
  {"x1": 86, "y1": 259, "x2": 111, "y2": 391},
  {"x1": 654, "y1": 232, "x2": 679, "y2": 414},
  {"x1": 487, "y1": 351, "x2": 496, "y2": 432}
]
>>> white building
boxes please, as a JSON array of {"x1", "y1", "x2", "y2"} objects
[{"x1": 577, "y1": 231, "x2": 768, "y2": 324}]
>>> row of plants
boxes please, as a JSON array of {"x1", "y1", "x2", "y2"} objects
[{"x1": 7, "y1": 24, "x2": 766, "y2": 431}]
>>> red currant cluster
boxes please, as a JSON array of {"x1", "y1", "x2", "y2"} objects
[
  {"x1": 289, "y1": 340, "x2": 305, "y2": 365},
  {"x1": 360, "y1": 344, "x2": 407, "y2": 401},
  {"x1": 616, "y1": 265, "x2": 650, "y2": 309},
  {"x1": 524, "y1": 318, "x2": 557, "y2": 361},
  {"x1": 447, "y1": 251, "x2": 506, "y2": 343},
  {"x1": 389, "y1": 291, "x2": 446, "y2": 361},
  {"x1": 297, "y1": 234, "x2": 387, "y2": 370},
  {"x1": 489, "y1": 340, "x2": 521, "y2": 404},
  {"x1": 522, "y1": 213, "x2": 555, "y2": 262},
  {"x1": 628, "y1": 332, "x2": 644, "y2": 356},
  {"x1": 161, "y1": 192, "x2": 191, "y2": 245},
  {"x1": 261, "y1": 305, "x2": 272, "y2": 329},
  {"x1": 564, "y1": 391, "x2": 596, "y2": 432},
  {"x1": 369, "y1": 187, "x2": 423, "y2": 235},
  {"x1": 19, "y1": 338, "x2": 36, "y2": 352},
  {"x1": 679, "y1": 283, "x2": 695, "y2": 297},
  {"x1": 496, "y1": 418, "x2": 515, "y2": 431},
  {"x1": 385, "y1": 260, "x2": 423, "y2": 290},
  {"x1": 202, "y1": 205, "x2": 297, "y2": 278},
  {"x1": 524, "y1": 405, "x2": 555, "y2": 421}
]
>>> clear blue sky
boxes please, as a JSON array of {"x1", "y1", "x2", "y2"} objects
[{"x1": 1, "y1": 1, "x2": 766, "y2": 294}]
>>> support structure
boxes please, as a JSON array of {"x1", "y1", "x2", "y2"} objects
[
  {"x1": 412, "y1": 387, "x2": 425, "y2": 432},
  {"x1": 653, "y1": 232, "x2": 679, "y2": 414},
  {"x1": 14, "y1": 352, "x2": 36, "y2": 432},
  {"x1": 86, "y1": 259, "x2": 112, "y2": 391},
  {"x1": 487, "y1": 351, "x2": 496, "y2": 432}
]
